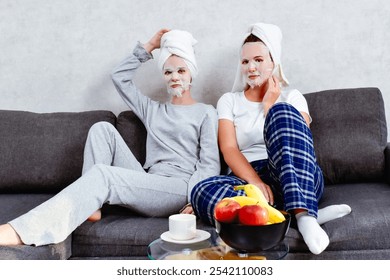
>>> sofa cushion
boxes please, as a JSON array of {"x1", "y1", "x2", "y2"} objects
[
  {"x1": 0, "y1": 194, "x2": 56, "y2": 223},
  {"x1": 71, "y1": 206, "x2": 215, "y2": 258},
  {"x1": 0, "y1": 194, "x2": 72, "y2": 260},
  {"x1": 72, "y1": 215, "x2": 168, "y2": 258},
  {"x1": 0, "y1": 110, "x2": 116, "y2": 193},
  {"x1": 285, "y1": 182, "x2": 390, "y2": 259},
  {"x1": 0, "y1": 237, "x2": 71, "y2": 260},
  {"x1": 305, "y1": 88, "x2": 387, "y2": 184}
]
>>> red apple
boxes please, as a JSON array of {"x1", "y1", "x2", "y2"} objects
[
  {"x1": 214, "y1": 198, "x2": 241, "y2": 223},
  {"x1": 238, "y1": 204, "x2": 269, "y2": 225}
]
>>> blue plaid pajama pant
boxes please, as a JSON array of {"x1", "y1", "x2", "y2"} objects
[{"x1": 190, "y1": 103, "x2": 324, "y2": 226}]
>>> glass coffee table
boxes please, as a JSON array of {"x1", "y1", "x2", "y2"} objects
[{"x1": 147, "y1": 230, "x2": 289, "y2": 260}]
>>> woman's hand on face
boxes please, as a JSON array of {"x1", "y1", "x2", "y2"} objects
[
  {"x1": 263, "y1": 76, "x2": 281, "y2": 112},
  {"x1": 143, "y1": 28, "x2": 171, "y2": 53}
]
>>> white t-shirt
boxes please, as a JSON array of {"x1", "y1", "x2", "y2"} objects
[{"x1": 217, "y1": 89, "x2": 310, "y2": 162}]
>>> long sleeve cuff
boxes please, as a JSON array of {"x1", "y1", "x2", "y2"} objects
[{"x1": 134, "y1": 41, "x2": 153, "y2": 63}]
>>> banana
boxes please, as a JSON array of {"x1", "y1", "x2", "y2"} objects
[
  {"x1": 229, "y1": 195, "x2": 259, "y2": 207},
  {"x1": 234, "y1": 184, "x2": 286, "y2": 223}
]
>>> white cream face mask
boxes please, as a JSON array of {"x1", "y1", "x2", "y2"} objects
[
  {"x1": 242, "y1": 62, "x2": 274, "y2": 89},
  {"x1": 240, "y1": 42, "x2": 275, "y2": 89},
  {"x1": 163, "y1": 67, "x2": 191, "y2": 97},
  {"x1": 163, "y1": 56, "x2": 192, "y2": 98}
]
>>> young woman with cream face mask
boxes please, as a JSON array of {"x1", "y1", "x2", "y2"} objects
[
  {"x1": 0, "y1": 29, "x2": 220, "y2": 247},
  {"x1": 239, "y1": 35, "x2": 311, "y2": 124},
  {"x1": 191, "y1": 23, "x2": 351, "y2": 255},
  {"x1": 241, "y1": 42, "x2": 274, "y2": 90},
  {"x1": 163, "y1": 55, "x2": 194, "y2": 102}
]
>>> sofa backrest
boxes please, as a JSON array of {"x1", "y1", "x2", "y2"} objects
[
  {"x1": 1, "y1": 87, "x2": 386, "y2": 193},
  {"x1": 0, "y1": 110, "x2": 116, "y2": 193},
  {"x1": 305, "y1": 87, "x2": 387, "y2": 185}
]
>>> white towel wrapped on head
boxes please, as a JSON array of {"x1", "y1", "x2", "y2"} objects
[
  {"x1": 232, "y1": 22, "x2": 289, "y2": 92},
  {"x1": 158, "y1": 30, "x2": 198, "y2": 79}
]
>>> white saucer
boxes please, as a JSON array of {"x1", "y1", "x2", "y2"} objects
[{"x1": 160, "y1": 229, "x2": 211, "y2": 244}]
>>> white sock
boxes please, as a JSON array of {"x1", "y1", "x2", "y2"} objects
[
  {"x1": 296, "y1": 212, "x2": 329, "y2": 255},
  {"x1": 317, "y1": 204, "x2": 352, "y2": 225}
]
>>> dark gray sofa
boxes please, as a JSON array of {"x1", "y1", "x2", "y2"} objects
[{"x1": 0, "y1": 87, "x2": 389, "y2": 260}]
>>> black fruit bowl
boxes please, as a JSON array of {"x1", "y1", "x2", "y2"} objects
[{"x1": 215, "y1": 212, "x2": 291, "y2": 252}]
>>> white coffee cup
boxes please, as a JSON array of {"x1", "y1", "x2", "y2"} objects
[{"x1": 168, "y1": 214, "x2": 196, "y2": 240}]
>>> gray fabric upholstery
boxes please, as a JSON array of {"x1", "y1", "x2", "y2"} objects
[
  {"x1": 284, "y1": 249, "x2": 390, "y2": 260},
  {"x1": 305, "y1": 88, "x2": 387, "y2": 185},
  {"x1": 72, "y1": 216, "x2": 169, "y2": 258},
  {"x1": 71, "y1": 214, "x2": 216, "y2": 258},
  {"x1": 286, "y1": 183, "x2": 390, "y2": 254},
  {"x1": 0, "y1": 237, "x2": 71, "y2": 260},
  {"x1": 116, "y1": 111, "x2": 147, "y2": 165},
  {"x1": 386, "y1": 144, "x2": 390, "y2": 184},
  {"x1": 0, "y1": 194, "x2": 72, "y2": 260},
  {"x1": 0, "y1": 194, "x2": 55, "y2": 223},
  {"x1": 0, "y1": 110, "x2": 116, "y2": 193}
]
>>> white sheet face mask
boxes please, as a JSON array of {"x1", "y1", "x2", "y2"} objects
[
  {"x1": 163, "y1": 56, "x2": 192, "y2": 98},
  {"x1": 241, "y1": 42, "x2": 274, "y2": 88}
]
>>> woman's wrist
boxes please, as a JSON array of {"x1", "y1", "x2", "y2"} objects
[
  {"x1": 247, "y1": 178, "x2": 264, "y2": 187},
  {"x1": 263, "y1": 100, "x2": 278, "y2": 116},
  {"x1": 143, "y1": 42, "x2": 155, "y2": 54}
]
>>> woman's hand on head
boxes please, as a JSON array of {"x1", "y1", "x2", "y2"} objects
[{"x1": 143, "y1": 28, "x2": 171, "y2": 53}]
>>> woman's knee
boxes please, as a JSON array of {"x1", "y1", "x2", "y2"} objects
[
  {"x1": 191, "y1": 176, "x2": 238, "y2": 194},
  {"x1": 190, "y1": 175, "x2": 245, "y2": 204},
  {"x1": 88, "y1": 121, "x2": 117, "y2": 138},
  {"x1": 265, "y1": 102, "x2": 308, "y2": 138},
  {"x1": 86, "y1": 163, "x2": 113, "y2": 182},
  {"x1": 267, "y1": 102, "x2": 301, "y2": 120}
]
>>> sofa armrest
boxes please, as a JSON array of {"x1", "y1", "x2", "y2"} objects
[{"x1": 386, "y1": 143, "x2": 390, "y2": 184}]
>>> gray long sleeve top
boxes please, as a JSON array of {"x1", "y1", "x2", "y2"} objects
[{"x1": 111, "y1": 43, "x2": 220, "y2": 200}]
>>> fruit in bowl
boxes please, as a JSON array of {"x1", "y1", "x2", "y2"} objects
[
  {"x1": 215, "y1": 211, "x2": 291, "y2": 252},
  {"x1": 214, "y1": 198, "x2": 241, "y2": 223},
  {"x1": 214, "y1": 184, "x2": 291, "y2": 252},
  {"x1": 238, "y1": 204, "x2": 269, "y2": 225}
]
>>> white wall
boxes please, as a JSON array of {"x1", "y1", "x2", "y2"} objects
[{"x1": 1, "y1": 0, "x2": 389, "y2": 140}]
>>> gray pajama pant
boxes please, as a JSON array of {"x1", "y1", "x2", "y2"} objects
[{"x1": 9, "y1": 122, "x2": 188, "y2": 246}]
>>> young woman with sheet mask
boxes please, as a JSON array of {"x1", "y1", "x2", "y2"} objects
[
  {"x1": 191, "y1": 23, "x2": 352, "y2": 255},
  {"x1": 0, "y1": 29, "x2": 220, "y2": 246},
  {"x1": 241, "y1": 42, "x2": 274, "y2": 89},
  {"x1": 163, "y1": 57, "x2": 192, "y2": 99}
]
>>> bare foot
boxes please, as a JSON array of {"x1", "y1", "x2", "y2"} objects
[
  {"x1": 87, "y1": 209, "x2": 102, "y2": 222},
  {"x1": 0, "y1": 224, "x2": 23, "y2": 246}
]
